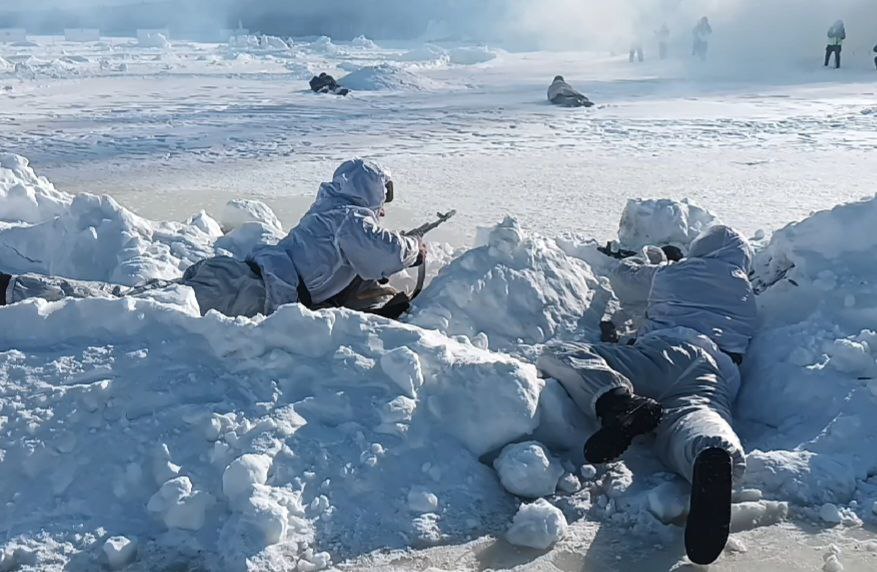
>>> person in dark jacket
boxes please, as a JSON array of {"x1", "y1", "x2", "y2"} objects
[
  {"x1": 547, "y1": 76, "x2": 594, "y2": 108},
  {"x1": 309, "y1": 73, "x2": 349, "y2": 96},
  {"x1": 824, "y1": 20, "x2": 846, "y2": 69}
]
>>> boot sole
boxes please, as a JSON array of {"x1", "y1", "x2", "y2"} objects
[
  {"x1": 685, "y1": 448, "x2": 733, "y2": 565},
  {"x1": 583, "y1": 401, "x2": 662, "y2": 463}
]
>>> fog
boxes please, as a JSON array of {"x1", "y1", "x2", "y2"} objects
[{"x1": 2, "y1": 1, "x2": 876, "y2": 67}]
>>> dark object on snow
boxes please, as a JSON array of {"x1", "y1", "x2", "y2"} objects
[
  {"x1": 597, "y1": 242, "x2": 638, "y2": 259},
  {"x1": 0, "y1": 272, "x2": 10, "y2": 306},
  {"x1": 600, "y1": 320, "x2": 621, "y2": 343},
  {"x1": 661, "y1": 245, "x2": 684, "y2": 262},
  {"x1": 548, "y1": 75, "x2": 593, "y2": 108},
  {"x1": 584, "y1": 387, "x2": 663, "y2": 463},
  {"x1": 309, "y1": 73, "x2": 349, "y2": 96},
  {"x1": 685, "y1": 447, "x2": 733, "y2": 565},
  {"x1": 824, "y1": 20, "x2": 846, "y2": 68},
  {"x1": 873, "y1": 44, "x2": 877, "y2": 70}
]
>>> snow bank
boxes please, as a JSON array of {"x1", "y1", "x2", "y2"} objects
[
  {"x1": 617, "y1": 198, "x2": 719, "y2": 251},
  {"x1": 351, "y1": 35, "x2": 378, "y2": 49},
  {"x1": 340, "y1": 64, "x2": 440, "y2": 92},
  {"x1": 448, "y1": 45, "x2": 497, "y2": 65},
  {"x1": 410, "y1": 217, "x2": 612, "y2": 353},
  {"x1": 397, "y1": 44, "x2": 451, "y2": 66},
  {"x1": 228, "y1": 35, "x2": 289, "y2": 52},
  {"x1": 739, "y1": 195, "x2": 877, "y2": 510},
  {"x1": 0, "y1": 154, "x2": 71, "y2": 224},
  {"x1": 138, "y1": 33, "x2": 170, "y2": 49},
  {"x1": 219, "y1": 199, "x2": 283, "y2": 234},
  {"x1": 0, "y1": 296, "x2": 542, "y2": 569}
]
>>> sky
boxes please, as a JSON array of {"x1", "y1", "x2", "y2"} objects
[{"x1": 2, "y1": 0, "x2": 876, "y2": 59}]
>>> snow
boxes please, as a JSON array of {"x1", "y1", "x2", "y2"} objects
[
  {"x1": 2, "y1": 30, "x2": 877, "y2": 572},
  {"x1": 493, "y1": 441, "x2": 564, "y2": 499},
  {"x1": 505, "y1": 498, "x2": 568, "y2": 550},
  {"x1": 102, "y1": 535, "x2": 137, "y2": 569},
  {"x1": 340, "y1": 64, "x2": 440, "y2": 92}
]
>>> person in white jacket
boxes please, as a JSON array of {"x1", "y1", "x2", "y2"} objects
[
  {"x1": 1, "y1": 159, "x2": 424, "y2": 319},
  {"x1": 538, "y1": 225, "x2": 757, "y2": 565}
]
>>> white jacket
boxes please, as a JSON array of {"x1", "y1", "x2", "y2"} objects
[
  {"x1": 612, "y1": 225, "x2": 758, "y2": 355},
  {"x1": 250, "y1": 159, "x2": 420, "y2": 312}
]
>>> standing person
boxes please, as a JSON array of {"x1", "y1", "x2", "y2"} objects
[
  {"x1": 629, "y1": 41, "x2": 644, "y2": 63},
  {"x1": 538, "y1": 225, "x2": 757, "y2": 565},
  {"x1": 824, "y1": 20, "x2": 846, "y2": 69},
  {"x1": 656, "y1": 23, "x2": 670, "y2": 60},
  {"x1": 692, "y1": 16, "x2": 712, "y2": 60},
  {"x1": 872, "y1": 42, "x2": 876, "y2": 70}
]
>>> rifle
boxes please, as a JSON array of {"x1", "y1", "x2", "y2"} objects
[
  {"x1": 404, "y1": 210, "x2": 457, "y2": 239},
  {"x1": 401, "y1": 210, "x2": 457, "y2": 301}
]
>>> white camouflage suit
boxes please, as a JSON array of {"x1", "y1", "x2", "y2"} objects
[
  {"x1": 538, "y1": 226, "x2": 758, "y2": 482},
  {"x1": 4, "y1": 160, "x2": 420, "y2": 317}
]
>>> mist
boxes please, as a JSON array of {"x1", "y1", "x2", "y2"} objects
[{"x1": 2, "y1": 1, "x2": 876, "y2": 68}]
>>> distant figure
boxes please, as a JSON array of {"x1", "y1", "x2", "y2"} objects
[
  {"x1": 692, "y1": 17, "x2": 712, "y2": 60},
  {"x1": 656, "y1": 24, "x2": 670, "y2": 60},
  {"x1": 309, "y1": 73, "x2": 349, "y2": 96},
  {"x1": 629, "y1": 42, "x2": 644, "y2": 63},
  {"x1": 873, "y1": 43, "x2": 877, "y2": 70},
  {"x1": 824, "y1": 20, "x2": 846, "y2": 69},
  {"x1": 547, "y1": 75, "x2": 594, "y2": 108}
]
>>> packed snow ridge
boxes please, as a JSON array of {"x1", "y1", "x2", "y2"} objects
[{"x1": 0, "y1": 154, "x2": 876, "y2": 570}]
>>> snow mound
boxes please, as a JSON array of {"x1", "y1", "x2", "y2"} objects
[
  {"x1": 448, "y1": 45, "x2": 497, "y2": 65},
  {"x1": 739, "y1": 194, "x2": 877, "y2": 509},
  {"x1": 228, "y1": 35, "x2": 289, "y2": 51},
  {"x1": 0, "y1": 295, "x2": 542, "y2": 569},
  {"x1": 351, "y1": 35, "x2": 378, "y2": 49},
  {"x1": 493, "y1": 441, "x2": 564, "y2": 498},
  {"x1": 308, "y1": 35, "x2": 339, "y2": 54},
  {"x1": 219, "y1": 198, "x2": 283, "y2": 234},
  {"x1": 340, "y1": 64, "x2": 440, "y2": 92},
  {"x1": 397, "y1": 44, "x2": 450, "y2": 66},
  {"x1": 0, "y1": 153, "x2": 72, "y2": 224},
  {"x1": 617, "y1": 198, "x2": 719, "y2": 251},
  {"x1": 410, "y1": 217, "x2": 612, "y2": 353},
  {"x1": 0, "y1": 192, "x2": 215, "y2": 284},
  {"x1": 506, "y1": 499, "x2": 568, "y2": 549},
  {"x1": 138, "y1": 33, "x2": 170, "y2": 49}
]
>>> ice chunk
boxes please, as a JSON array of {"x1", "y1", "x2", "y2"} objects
[
  {"x1": 493, "y1": 441, "x2": 563, "y2": 498},
  {"x1": 102, "y1": 536, "x2": 137, "y2": 570},
  {"x1": 380, "y1": 347, "x2": 424, "y2": 398},
  {"x1": 407, "y1": 487, "x2": 439, "y2": 513},
  {"x1": 506, "y1": 499, "x2": 568, "y2": 549},
  {"x1": 819, "y1": 503, "x2": 842, "y2": 525},
  {"x1": 618, "y1": 198, "x2": 718, "y2": 251},
  {"x1": 219, "y1": 199, "x2": 282, "y2": 234},
  {"x1": 147, "y1": 477, "x2": 213, "y2": 531},
  {"x1": 647, "y1": 480, "x2": 689, "y2": 524},
  {"x1": 0, "y1": 154, "x2": 71, "y2": 224},
  {"x1": 223, "y1": 454, "x2": 273, "y2": 501}
]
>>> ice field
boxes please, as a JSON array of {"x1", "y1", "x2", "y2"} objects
[{"x1": 1, "y1": 31, "x2": 877, "y2": 571}]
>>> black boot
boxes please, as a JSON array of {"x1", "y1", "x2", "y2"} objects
[
  {"x1": 685, "y1": 447, "x2": 733, "y2": 565},
  {"x1": 584, "y1": 387, "x2": 662, "y2": 463},
  {"x1": 0, "y1": 273, "x2": 10, "y2": 306}
]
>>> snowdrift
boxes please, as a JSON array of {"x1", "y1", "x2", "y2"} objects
[
  {"x1": 340, "y1": 64, "x2": 440, "y2": 92},
  {"x1": 1, "y1": 158, "x2": 877, "y2": 569}
]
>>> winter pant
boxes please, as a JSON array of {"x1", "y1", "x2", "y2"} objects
[
  {"x1": 659, "y1": 42, "x2": 668, "y2": 60},
  {"x1": 629, "y1": 46, "x2": 644, "y2": 63},
  {"x1": 825, "y1": 45, "x2": 841, "y2": 68},
  {"x1": 6, "y1": 257, "x2": 267, "y2": 318},
  {"x1": 537, "y1": 335, "x2": 746, "y2": 482},
  {"x1": 316, "y1": 276, "x2": 398, "y2": 312},
  {"x1": 692, "y1": 40, "x2": 708, "y2": 60}
]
